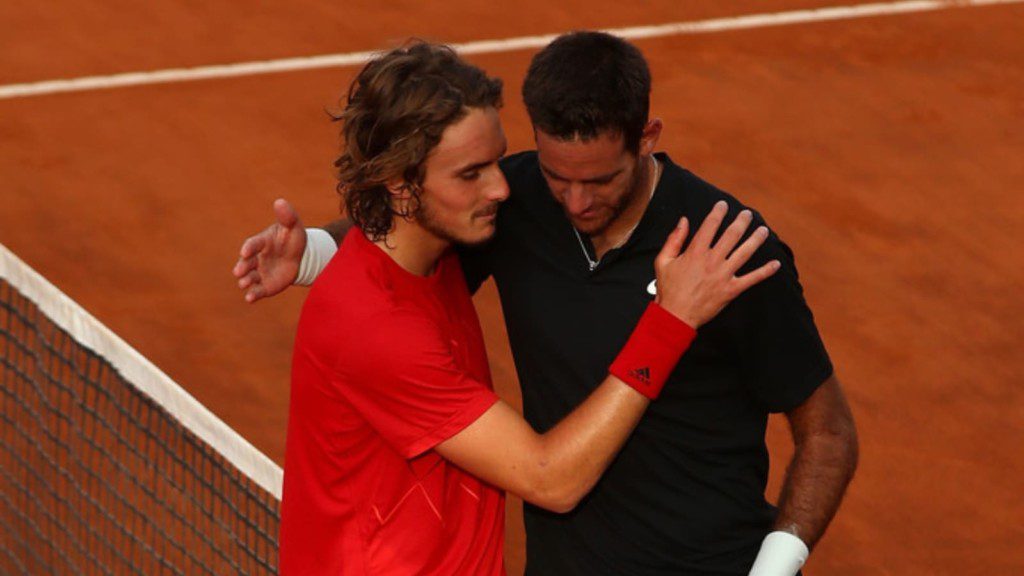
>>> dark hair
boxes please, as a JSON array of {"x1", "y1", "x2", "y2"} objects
[
  {"x1": 333, "y1": 41, "x2": 503, "y2": 240},
  {"x1": 522, "y1": 31, "x2": 651, "y2": 152}
]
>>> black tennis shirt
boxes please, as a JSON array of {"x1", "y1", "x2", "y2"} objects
[{"x1": 458, "y1": 151, "x2": 833, "y2": 576}]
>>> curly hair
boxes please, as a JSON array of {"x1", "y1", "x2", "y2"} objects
[{"x1": 333, "y1": 41, "x2": 503, "y2": 240}]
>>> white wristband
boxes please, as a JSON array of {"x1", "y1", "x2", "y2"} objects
[
  {"x1": 748, "y1": 531, "x2": 809, "y2": 576},
  {"x1": 295, "y1": 228, "x2": 339, "y2": 286}
]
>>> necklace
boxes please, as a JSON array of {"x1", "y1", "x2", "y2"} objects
[{"x1": 573, "y1": 155, "x2": 661, "y2": 271}]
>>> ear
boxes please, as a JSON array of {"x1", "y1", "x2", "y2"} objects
[
  {"x1": 386, "y1": 176, "x2": 411, "y2": 197},
  {"x1": 638, "y1": 118, "x2": 663, "y2": 157},
  {"x1": 532, "y1": 127, "x2": 548, "y2": 146}
]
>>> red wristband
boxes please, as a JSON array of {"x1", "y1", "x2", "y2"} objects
[{"x1": 609, "y1": 302, "x2": 697, "y2": 400}]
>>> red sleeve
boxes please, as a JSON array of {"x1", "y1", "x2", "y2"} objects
[{"x1": 333, "y1": 309, "x2": 499, "y2": 459}]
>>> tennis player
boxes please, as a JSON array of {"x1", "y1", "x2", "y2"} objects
[{"x1": 273, "y1": 41, "x2": 776, "y2": 575}]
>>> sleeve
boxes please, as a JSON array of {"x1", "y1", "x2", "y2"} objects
[
  {"x1": 333, "y1": 309, "x2": 500, "y2": 458},
  {"x1": 727, "y1": 229, "x2": 834, "y2": 413},
  {"x1": 455, "y1": 241, "x2": 495, "y2": 295}
]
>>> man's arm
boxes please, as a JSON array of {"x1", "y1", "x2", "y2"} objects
[
  {"x1": 438, "y1": 375, "x2": 648, "y2": 513},
  {"x1": 233, "y1": 200, "x2": 496, "y2": 299},
  {"x1": 438, "y1": 203, "x2": 781, "y2": 513},
  {"x1": 232, "y1": 199, "x2": 348, "y2": 302},
  {"x1": 321, "y1": 218, "x2": 351, "y2": 244},
  {"x1": 775, "y1": 375, "x2": 859, "y2": 546},
  {"x1": 749, "y1": 375, "x2": 858, "y2": 575}
]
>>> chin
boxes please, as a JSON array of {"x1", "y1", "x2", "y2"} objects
[
  {"x1": 468, "y1": 226, "x2": 498, "y2": 246},
  {"x1": 570, "y1": 214, "x2": 614, "y2": 236},
  {"x1": 450, "y1": 223, "x2": 497, "y2": 247}
]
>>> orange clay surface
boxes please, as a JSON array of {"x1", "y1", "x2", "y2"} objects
[{"x1": 2, "y1": 2, "x2": 1022, "y2": 574}]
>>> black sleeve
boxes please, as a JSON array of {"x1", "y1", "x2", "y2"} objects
[
  {"x1": 727, "y1": 230, "x2": 834, "y2": 413},
  {"x1": 455, "y1": 241, "x2": 495, "y2": 295}
]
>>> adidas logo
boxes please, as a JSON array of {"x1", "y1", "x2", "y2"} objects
[{"x1": 629, "y1": 366, "x2": 651, "y2": 385}]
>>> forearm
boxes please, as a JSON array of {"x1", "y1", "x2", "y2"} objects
[
  {"x1": 437, "y1": 379, "x2": 648, "y2": 513},
  {"x1": 441, "y1": 303, "x2": 695, "y2": 513},
  {"x1": 750, "y1": 377, "x2": 857, "y2": 575},
  {"x1": 773, "y1": 426, "x2": 858, "y2": 549},
  {"x1": 321, "y1": 218, "x2": 352, "y2": 246},
  {"x1": 528, "y1": 376, "x2": 649, "y2": 511}
]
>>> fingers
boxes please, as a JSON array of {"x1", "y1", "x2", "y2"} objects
[
  {"x1": 724, "y1": 225, "x2": 770, "y2": 275},
  {"x1": 732, "y1": 260, "x2": 781, "y2": 294},
  {"x1": 235, "y1": 199, "x2": 299, "y2": 303},
  {"x1": 689, "y1": 200, "x2": 728, "y2": 252},
  {"x1": 232, "y1": 253, "x2": 256, "y2": 278},
  {"x1": 238, "y1": 233, "x2": 268, "y2": 260},
  {"x1": 655, "y1": 217, "x2": 689, "y2": 270},
  {"x1": 710, "y1": 209, "x2": 753, "y2": 261},
  {"x1": 237, "y1": 270, "x2": 261, "y2": 290},
  {"x1": 236, "y1": 266, "x2": 265, "y2": 303},
  {"x1": 273, "y1": 198, "x2": 300, "y2": 229},
  {"x1": 245, "y1": 284, "x2": 268, "y2": 304},
  {"x1": 240, "y1": 199, "x2": 297, "y2": 258}
]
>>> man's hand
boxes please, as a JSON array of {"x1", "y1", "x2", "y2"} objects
[
  {"x1": 232, "y1": 198, "x2": 307, "y2": 303},
  {"x1": 655, "y1": 200, "x2": 780, "y2": 328}
]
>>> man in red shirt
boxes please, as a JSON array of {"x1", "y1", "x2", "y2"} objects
[{"x1": 276, "y1": 41, "x2": 777, "y2": 575}]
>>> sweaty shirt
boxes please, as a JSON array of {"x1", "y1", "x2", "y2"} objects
[{"x1": 280, "y1": 229, "x2": 504, "y2": 575}]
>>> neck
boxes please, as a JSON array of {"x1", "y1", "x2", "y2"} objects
[
  {"x1": 373, "y1": 216, "x2": 449, "y2": 277},
  {"x1": 591, "y1": 154, "x2": 660, "y2": 259}
]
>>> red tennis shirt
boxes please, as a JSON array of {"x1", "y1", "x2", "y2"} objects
[{"x1": 280, "y1": 229, "x2": 504, "y2": 575}]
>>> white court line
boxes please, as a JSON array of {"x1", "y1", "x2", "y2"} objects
[{"x1": 1, "y1": 0, "x2": 1021, "y2": 100}]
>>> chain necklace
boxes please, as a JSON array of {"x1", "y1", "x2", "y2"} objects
[{"x1": 573, "y1": 156, "x2": 661, "y2": 271}]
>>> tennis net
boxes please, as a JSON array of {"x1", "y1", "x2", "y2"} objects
[{"x1": 0, "y1": 244, "x2": 283, "y2": 575}]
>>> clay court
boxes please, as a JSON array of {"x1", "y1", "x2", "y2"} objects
[{"x1": 2, "y1": 0, "x2": 1022, "y2": 573}]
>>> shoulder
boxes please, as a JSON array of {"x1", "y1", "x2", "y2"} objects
[
  {"x1": 499, "y1": 150, "x2": 539, "y2": 178},
  {"x1": 655, "y1": 155, "x2": 789, "y2": 252},
  {"x1": 499, "y1": 151, "x2": 548, "y2": 204},
  {"x1": 300, "y1": 236, "x2": 404, "y2": 346},
  {"x1": 308, "y1": 235, "x2": 383, "y2": 306},
  {"x1": 336, "y1": 305, "x2": 448, "y2": 373},
  {"x1": 658, "y1": 155, "x2": 756, "y2": 220},
  {"x1": 655, "y1": 154, "x2": 799, "y2": 266},
  {"x1": 487, "y1": 151, "x2": 553, "y2": 245},
  {"x1": 495, "y1": 150, "x2": 565, "y2": 234}
]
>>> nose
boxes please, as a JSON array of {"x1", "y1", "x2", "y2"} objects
[
  {"x1": 563, "y1": 183, "x2": 592, "y2": 216},
  {"x1": 487, "y1": 170, "x2": 510, "y2": 203}
]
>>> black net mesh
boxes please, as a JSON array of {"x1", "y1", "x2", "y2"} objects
[{"x1": 0, "y1": 278, "x2": 280, "y2": 575}]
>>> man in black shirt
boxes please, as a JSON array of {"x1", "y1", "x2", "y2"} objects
[{"x1": 234, "y1": 32, "x2": 858, "y2": 575}]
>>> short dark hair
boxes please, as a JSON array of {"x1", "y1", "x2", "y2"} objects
[
  {"x1": 522, "y1": 31, "x2": 651, "y2": 152},
  {"x1": 333, "y1": 41, "x2": 503, "y2": 240}
]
